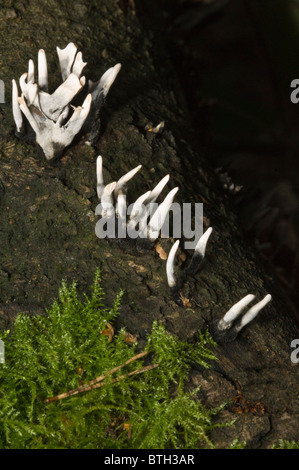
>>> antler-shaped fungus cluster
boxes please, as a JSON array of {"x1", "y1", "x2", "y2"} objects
[
  {"x1": 95, "y1": 155, "x2": 179, "y2": 252},
  {"x1": 210, "y1": 293, "x2": 272, "y2": 342},
  {"x1": 165, "y1": 227, "x2": 271, "y2": 339},
  {"x1": 95, "y1": 155, "x2": 272, "y2": 341},
  {"x1": 12, "y1": 43, "x2": 121, "y2": 160},
  {"x1": 9, "y1": 40, "x2": 273, "y2": 347}
]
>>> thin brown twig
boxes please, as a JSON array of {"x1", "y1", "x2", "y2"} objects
[
  {"x1": 87, "y1": 350, "x2": 149, "y2": 386},
  {"x1": 45, "y1": 350, "x2": 154, "y2": 403}
]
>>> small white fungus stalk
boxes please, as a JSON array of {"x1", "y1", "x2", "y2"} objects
[
  {"x1": 61, "y1": 93, "x2": 91, "y2": 133},
  {"x1": 27, "y1": 59, "x2": 35, "y2": 84},
  {"x1": 235, "y1": 294, "x2": 272, "y2": 332},
  {"x1": 71, "y1": 51, "x2": 87, "y2": 78},
  {"x1": 96, "y1": 155, "x2": 104, "y2": 199},
  {"x1": 212, "y1": 293, "x2": 272, "y2": 342},
  {"x1": 217, "y1": 294, "x2": 256, "y2": 332},
  {"x1": 12, "y1": 43, "x2": 121, "y2": 160},
  {"x1": 38, "y1": 49, "x2": 49, "y2": 92},
  {"x1": 116, "y1": 190, "x2": 127, "y2": 237},
  {"x1": 146, "y1": 187, "x2": 179, "y2": 241},
  {"x1": 144, "y1": 174, "x2": 170, "y2": 205},
  {"x1": 194, "y1": 227, "x2": 213, "y2": 258},
  {"x1": 114, "y1": 165, "x2": 142, "y2": 197},
  {"x1": 18, "y1": 93, "x2": 39, "y2": 135},
  {"x1": 19, "y1": 73, "x2": 39, "y2": 108},
  {"x1": 129, "y1": 191, "x2": 151, "y2": 222},
  {"x1": 166, "y1": 240, "x2": 180, "y2": 288},
  {"x1": 56, "y1": 42, "x2": 77, "y2": 81},
  {"x1": 12, "y1": 80, "x2": 23, "y2": 133},
  {"x1": 89, "y1": 63, "x2": 122, "y2": 100},
  {"x1": 127, "y1": 175, "x2": 170, "y2": 233},
  {"x1": 101, "y1": 182, "x2": 117, "y2": 218}
]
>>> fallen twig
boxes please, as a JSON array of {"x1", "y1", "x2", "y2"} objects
[{"x1": 45, "y1": 350, "x2": 157, "y2": 403}]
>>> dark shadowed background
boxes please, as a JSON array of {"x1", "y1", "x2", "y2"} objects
[{"x1": 137, "y1": 0, "x2": 299, "y2": 322}]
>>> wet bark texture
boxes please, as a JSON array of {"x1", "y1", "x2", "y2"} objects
[{"x1": 0, "y1": 0, "x2": 298, "y2": 448}]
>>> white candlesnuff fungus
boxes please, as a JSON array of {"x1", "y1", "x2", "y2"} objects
[
  {"x1": 84, "y1": 63, "x2": 121, "y2": 145},
  {"x1": 235, "y1": 294, "x2": 272, "y2": 333},
  {"x1": 96, "y1": 155, "x2": 104, "y2": 199},
  {"x1": 18, "y1": 92, "x2": 92, "y2": 161},
  {"x1": 211, "y1": 293, "x2": 272, "y2": 342},
  {"x1": 114, "y1": 165, "x2": 142, "y2": 197},
  {"x1": 127, "y1": 174, "x2": 170, "y2": 234},
  {"x1": 217, "y1": 294, "x2": 256, "y2": 331},
  {"x1": 116, "y1": 190, "x2": 127, "y2": 234},
  {"x1": 12, "y1": 79, "x2": 23, "y2": 134},
  {"x1": 144, "y1": 174, "x2": 170, "y2": 205},
  {"x1": 56, "y1": 42, "x2": 78, "y2": 81},
  {"x1": 128, "y1": 191, "x2": 151, "y2": 222},
  {"x1": 194, "y1": 227, "x2": 213, "y2": 258},
  {"x1": 96, "y1": 158, "x2": 143, "y2": 221},
  {"x1": 88, "y1": 63, "x2": 122, "y2": 101},
  {"x1": 12, "y1": 43, "x2": 121, "y2": 160},
  {"x1": 183, "y1": 227, "x2": 213, "y2": 278},
  {"x1": 94, "y1": 157, "x2": 272, "y2": 342},
  {"x1": 38, "y1": 49, "x2": 48, "y2": 92},
  {"x1": 145, "y1": 187, "x2": 179, "y2": 242},
  {"x1": 165, "y1": 228, "x2": 213, "y2": 302},
  {"x1": 166, "y1": 240, "x2": 180, "y2": 288},
  {"x1": 101, "y1": 182, "x2": 117, "y2": 218},
  {"x1": 27, "y1": 59, "x2": 35, "y2": 84},
  {"x1": 95, "y1": 156, "x2": 178, "y2": 249}
]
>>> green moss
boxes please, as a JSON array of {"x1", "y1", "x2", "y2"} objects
[
  {"x1": 0, "y1": 269, "x2": 227, "y2": 449},
  {"x1": 271, "y1": 440, "x2": 299, "y2": 449}
]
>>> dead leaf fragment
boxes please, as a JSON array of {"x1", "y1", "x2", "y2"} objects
[
  {"x1": 123, "y1": 332, "x2": 138, "y2": 344},
  {"x1": 179, "y1": 292, "x2": 191, "y2": 308},
  {"x1": 101, "y1": 322, "x2": 114, "y2": 342},
  {"x1": 155, "y1": 241, "x2": 167, "y2": 260}
]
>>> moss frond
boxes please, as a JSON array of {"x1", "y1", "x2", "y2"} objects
[{"x1": 0, "y1": 269, "x2": 227, "y2": 449}]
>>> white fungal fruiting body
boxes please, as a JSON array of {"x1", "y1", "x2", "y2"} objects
[
  {"x1": 128, "y1": 191, "x2": 151, "y2": 222},
  {"x1": 165, "y1": 228, "x2": 213, "y2": 292},
  {"x1": 38, "y1": 49, "x2": 48, "y2": 92},
  {"x1": 166, "y1": 240, "x2": 180, "y2": 288},
  {"x1": 89, "y1": 63, "x2": 122, "y2": 100},
  {"x1": 12, "y1": 43, "x2": 121, "y2": 160},
  {"x1": 95, "y1": 157, "x2": 179, "y2": 244},
  {"x1": 235, "y1": 294, "x2": 272, "y2": 332},
  {"x1": 101, "y1": 182, "x2": 117, "y2": 218},
  {"x1": 56, "y1": 42, "x2": 79, "y2": 81},
  {"x1": 95, "y1": 157, "x2": 272, "y2": 340},
  {"x1": 12, "y1": 79, "x2": 23, "y2": 133},
  {"x1": 116, "y1": 190, "x2": 127, "y2": 232},
  {"x1": 127, "y1": 174, "x2": 171, "y2": 234},
  {"x1": 217, "y1": 294, "x2": 256, "y2": 331},
  {"x1": 114, "y1": 165, "x2": 142, "y2": 197},
  {"x1": 145, "y1": 187, "x2": 179, "y2": 241},
  {"x1": 145, "y1": 174, "x2": 170, "y2": 205},
  {"x1": 216, "y1": 293, "x2": 272, "y2": 338},
  {"x1": 96, "y1": 155, "x2": 104, "y2": 199},
  {"x1": 194, "y1": 227, "x2": 213, "y2": 258}
]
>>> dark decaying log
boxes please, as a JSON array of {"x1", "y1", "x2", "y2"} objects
[{"x1": 0, "y1": 0, "x2": 298, "y2": 448}]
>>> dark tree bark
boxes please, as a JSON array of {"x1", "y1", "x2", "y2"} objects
[{"x1": 0, "y1": 0, "x2": 298, "y2": 448}]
